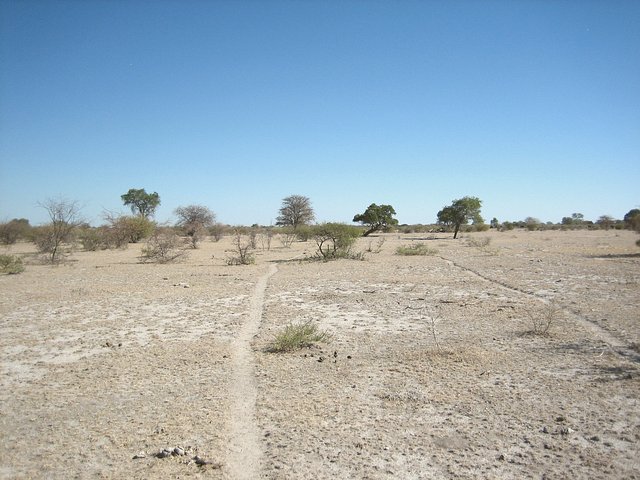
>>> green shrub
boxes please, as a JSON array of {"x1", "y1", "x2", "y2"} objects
[
  {"x1": 312, "y1": 223, "x2": 362, "y2": 260},
  {"x1": 267, "y1": 321, "x2": 331, "y2": 353},
  {"x1": 295, "y1": 225, "x2": 313, "y2": 242},
  {"x1": 0, "y1": 219, "x2": 31, "y2": 245},
  {"x1": 104, "y1": 214, "x2": 155, "y2": 247},
  {"x1": 0, "y1": 254, "x2": 25, "y2": 274},
  {"x1": 395, "y1": 243, "x2": 438, "y2": 256}
]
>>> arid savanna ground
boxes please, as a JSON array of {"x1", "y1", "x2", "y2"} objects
[{"x1": 1, "y1": 229, "x2": 639, "y2": 479}]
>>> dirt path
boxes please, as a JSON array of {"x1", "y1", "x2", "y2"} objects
[{"x1": 226, "y1": 263, "x2": 278, "y2": 480}]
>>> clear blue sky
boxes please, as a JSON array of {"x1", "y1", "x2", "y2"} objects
[{"x1": 1, "y1": 0, "x2": 638, "y2": 226}]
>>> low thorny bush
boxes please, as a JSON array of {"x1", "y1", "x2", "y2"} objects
[
  {"x1": 527, "y1": 301, "x2": 562, "y2": 335},
  {"x1": 139, "y1": 232, "x2": 189, "y2": 264},
  {"x1": 226, "y1": 231, "x2": 256, "y2": 265}
]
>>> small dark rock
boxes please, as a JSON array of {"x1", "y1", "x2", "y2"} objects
[
  {"x1": 496, "y1": 454, "x2": 505, "y2": 461},
  {"x1": 156, "y1": 449, "x2": 172, "y2": 458},
  {"x1": 317, "y1": 356, "x2": 324, "y2": 363},
  {"x1": 555, "y1": 415, "x2": 566, "y2": 423},
  {"x1": 590, "y1": 435, "x2": 600, "y2": 442}
]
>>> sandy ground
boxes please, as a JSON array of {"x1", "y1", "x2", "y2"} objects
[{"x1": 1, "y1": 229, "x2": 639, "y2": 479}]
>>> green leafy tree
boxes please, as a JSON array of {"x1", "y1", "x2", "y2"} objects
[
  {"x1": 276, "y1": 195, "x2": 315, "y2": 230},
  {"x1": 353, "y1": 203, "x2": 398, "y2": 236},
  {"x1": 437, "y1": 196, "x2": 483, "y2": 239},
  {"x1": 624, "y1": 209, "x2": 640, "y2": 230},
  {"x1": 121, "y1": 188, "x2": 160, "y2": 219}
]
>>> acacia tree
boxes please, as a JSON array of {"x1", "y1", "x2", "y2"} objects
[
  {"x1": 174, "y1": 205, "x2": 216, "y2": 248},
  {"x1": 624, "y1": 208, "x2": 640, "y2": 247},
  {"x1": 35, "y1": 198, "x2": 82, "y2": 263},
  {"x1": 596, "y1": 215, "x2": 615, "y2": 230},
  {"x1": 437, "y1": 196, "x2": 483, "y2": 239},
  {"x1": 121, "y1": 188, "x2": 160, "y2": 219},
  {"x1": 353, "y1": 203, "x2": 398, "y2": 236},
  {"x1": 624, "y1": 209, "x2": 640, "y2": 230},
  {"x1": 276, "y1": 195, "x2": 315, "y2": 230}
]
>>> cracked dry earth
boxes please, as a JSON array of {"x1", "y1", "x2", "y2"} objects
[{"x1": 1, "y1": 230, "x2": 639, "y2": 479}]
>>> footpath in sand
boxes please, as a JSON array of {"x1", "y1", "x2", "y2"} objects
[{"x1": 1, "y1": 230, "x2": 639, "y2": 479}]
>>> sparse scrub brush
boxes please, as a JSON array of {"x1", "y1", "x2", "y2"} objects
[
  {"x1": 267, "y1": 321, "x2": 331, "y2": 353},
  {"x1": 395, "y1": 243, "x2": 438, "y2": 256},
  {"x1": 0, "y1": 254, "x2": 25, "y2": 274},
  {"x1": 527, "y1": 301, "x2": 562, "y2": 335},
  {"x1": 140, "y1": 233, "x2": 188, "y2": 264}
]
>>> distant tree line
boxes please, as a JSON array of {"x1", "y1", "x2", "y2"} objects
[{"x1": 2, "y1": 187, "x2": 639, "y2": 264}]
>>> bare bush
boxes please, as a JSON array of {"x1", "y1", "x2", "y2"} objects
[
  {"x1": 139, "y1": 232, "x2": 188, "y2": 264},
  {"x1": 258, "y1": 228, "x2": 274, "y2": 251},
  {"x1": 208, "y1": 223, "x2": 226, "y2": 242},
  {"x1": 35, "y1": 198, "x2": 82, "y2": 263},
  {"x1": 527, "y1": 301, "x2": 562, "y2": 335},
  {"x1": 366, "y1": 236, "x2": 386, "y2": 253},
  {"x1": 226, "y1": 230, "x2": 255, "y2": 265},
  {"x1": 174, "y1": 205, "x2": 216, "y2": 249},
  {"x1": 278, "y1": 228, "x2": 297, "y2": 248},
  {"x1": 466, "y1": 236, "x2": 491, "y2": 248}
]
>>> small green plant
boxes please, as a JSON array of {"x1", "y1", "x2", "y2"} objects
[
  {"x1": 395, "y1": 243, "x2": 438, "y2": 256},
  {"x1": 267, "y1": 321, "x2": 331, "y2": 353},
  {"x1": 0, "y1": 254, "x2": 25, "y2": 274}
]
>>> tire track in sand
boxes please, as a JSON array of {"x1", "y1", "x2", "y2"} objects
[
  {"x1": 226, "y1": 263, "x2": 277, "y2": 480},
  {"x1": 438, "y1": 255, "x2": 639, "y2": 361}
]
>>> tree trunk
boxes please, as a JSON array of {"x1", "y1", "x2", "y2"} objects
[{"x1": 453, "y1": 224, "x2": 460, "y2": 239}]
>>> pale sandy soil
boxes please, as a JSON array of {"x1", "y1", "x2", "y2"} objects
[{"x1": 1, "y1": 230, "x2": 639, "y2": 479}]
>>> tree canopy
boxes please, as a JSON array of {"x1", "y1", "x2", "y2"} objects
[
  {"x1": 353, "y1": 203, "x2": 398, "y2": 236},
  {"x1": 121, "y1": 188, "x2": 160, "y2": 219},
  {"x1": 276, "y1": 195, "x2": 315, "y2": 229},
  {"x1": 437, "y1": 196, "x2": 483, "y2": 239}
]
